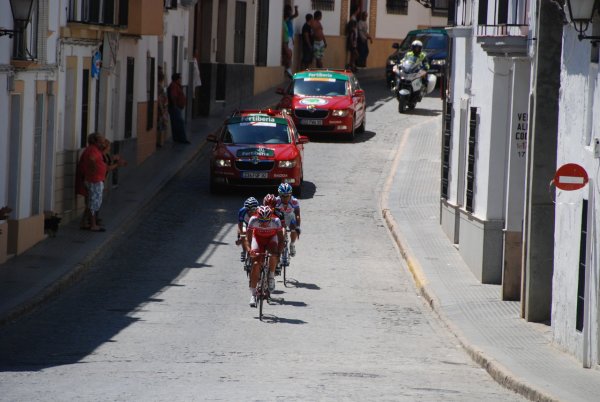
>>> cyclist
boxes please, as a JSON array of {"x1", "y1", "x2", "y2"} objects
[
  {"x1": 245, "y1": 205, "x2": 285, "y2": 307},
  {"x1": 275, "y1": 183, "x2": 301, "y2": 257},
  {"x1": 237, "y1": 197, "x2": 259, "y2": 262},
  {"x1": 263, "y1": 193, "x2": 285, "y2": 221}
]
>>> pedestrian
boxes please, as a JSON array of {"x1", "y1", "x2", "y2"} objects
[
  {"x1": 285, "y1": 4, "x2": 298, "y2": 75},
  {"x1": 311, "y1": 10, "x2": 326, "y2": 68},
  {"x1": 167, "y1": 73, "x2": 190, "y2": 144},
  {"x1": 346, "y1": 19, "x2": 358, "y2": 72},
  {"x1": 300, "y1": 13, "x2": 314, "y2": 70},
  {"x1": 156, "y1": 66, "x2": 169, "y2": 148},
  {"x1": 82, "y1": 132, "x2": 108, "y2": 232},
  {"x1": 357, "y1": 11, "x2": 372, "y2": 68}
]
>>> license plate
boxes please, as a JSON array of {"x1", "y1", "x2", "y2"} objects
[
  {"x1": 242, "y1": 171, "x2": 268, "y2": 179},
  {"x1": 301, "y1": 119, "x2": 323, "y2": 125}
]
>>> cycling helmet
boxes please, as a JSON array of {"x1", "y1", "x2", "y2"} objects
[
  {"x1": 257, "y1": 205, "x2": 272, "y2": 221},
  {"x1": 244, "y1": 197, "x2": 259, "y2": 209},
  {"x1": 278, "y1": 183, "x2": 293, "y2": 196},
  {"x1": 263, "y1": 194, "x2": 277, "y2": 207},
  {"x1": 411, "y1": 40, "x2": 423, "y2": 51}
]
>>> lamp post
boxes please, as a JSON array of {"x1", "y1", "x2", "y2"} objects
[
  {"x1": 565, "y1": 0, "x2": 600, "y2": 41},
  {"x1": 10, "y1": 0, "x2": 36, "y2": 59}
]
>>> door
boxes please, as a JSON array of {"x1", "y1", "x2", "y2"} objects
[
  {"x1": 124, "y1": 57, "x2": 134, "y2": 139},
  {"x1": 233, "y1": 1, "x2": 246, "y2": 63}
]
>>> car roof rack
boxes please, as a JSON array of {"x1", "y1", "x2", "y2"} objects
[{"x1": 303, "y1": 67, "x2": 352, "y2": 73}]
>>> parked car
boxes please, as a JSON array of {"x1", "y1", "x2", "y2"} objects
[
  {"x1": 276, "y1": 69, "x2": 366, "y2": 141},
  {"x1": 207, "y1": 109, "x2": 309, "y2": 196},
  {"x1": 386, "y1": 28, "x2": 448, "y2": 89}
]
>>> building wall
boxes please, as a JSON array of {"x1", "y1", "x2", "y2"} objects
[
  {"x1": 376, "y1": 1, "x2": 447, "y2": 39},
  {"x1": 552, "y1": 27, "x2": 600, "y2": 364}
]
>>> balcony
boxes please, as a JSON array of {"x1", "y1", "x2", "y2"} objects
[{"x1": 476, "y1": 0, "x2": 529, "y2": 56}]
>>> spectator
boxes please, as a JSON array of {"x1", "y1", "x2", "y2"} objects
[
  {"x1": 285, "y1": 4, "x2": 298, "y2": 75},
  {"x1": 156, "y1": 66, "x2": 169, "y2": 148},
  {"x1": 301, "y1": 13, "x2": 314, "y2": 70},
  {"x1": 311, "y1": 10, "x2": 327, "y2": 68},
  {"x1": 357, "y1": 11, "x2": 372, "y2": 68},
  {"x1": 346, "y1": 19, "x2": 358, "y2": 72},
  {"x1": 82, "y1": 133, "x2": 108, "y2": 232},
  {"x1": 167, "y1": 73, "x2": 190, "y2": 144},
  {"x1": 76, "y1": 134, "x2": 94, "y2": 230}
]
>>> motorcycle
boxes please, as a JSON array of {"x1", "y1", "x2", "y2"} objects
[{"x1": 392, "y1": 57, "x2": 437, "y2": 113}]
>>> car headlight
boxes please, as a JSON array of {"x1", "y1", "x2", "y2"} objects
[
  {"x1": 278, "y1": 160, "x2": 297, "y2": 168},
  {"x1": 214, "y1": 159, "x2": 231, "y2": 167},
  {"x1": 431, "y1": 59, "x2": 446, "y2": 66},
  {"x1": 332, "y1": 109, "x2": 349, "y2": 117}
]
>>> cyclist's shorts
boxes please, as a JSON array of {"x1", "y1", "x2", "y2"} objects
[
  {"x1": 251, "y1": 234, "x2": 278, "y2": 253},
  {"x1": 283, "y1": 212, "x2": 297, "y2": 228}
]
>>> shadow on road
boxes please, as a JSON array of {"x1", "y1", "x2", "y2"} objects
[
  {"x1": 284, "y1": 278, "x2": 321, "y2": 290},
  {"x1": 259, "y1": 314, "x2": 307, "y2": 325}
]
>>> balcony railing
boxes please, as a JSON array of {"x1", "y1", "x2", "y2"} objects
[
  {"x1": 477, "y1": 0, "x2": 529, "y2": 37},
  {"x1": 477, "y1": 23, "x2": 528, "y2": 37}
]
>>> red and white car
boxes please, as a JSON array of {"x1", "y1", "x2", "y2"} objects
[
  {"x1": 207, "y1": 109, "x2": 309, "y2": 197},
  {"x1": 276, "y1": 69, "x2": 366, "y2": 141}
]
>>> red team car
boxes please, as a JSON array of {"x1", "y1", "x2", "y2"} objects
[
  {"x1": 276, "y1": 69, "x2": 366, "y2": 140},
  {"x1": 207, "y1": 109, "x2": 309, "y2": 196}
]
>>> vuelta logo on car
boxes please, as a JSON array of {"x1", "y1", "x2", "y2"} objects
[{"x1": 299, "y1": 98, "x2": 328, "y2": 106}]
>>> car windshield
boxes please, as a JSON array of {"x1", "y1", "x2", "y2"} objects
[
  {"x1": 223, "y1": 122, "x2": 290, "y2": 144},
  {"x1": 400, "y1": 33, "x2": 447, "y2": 51},
  {"x1": 293, "y1": 79, "x2": 347, "y2": 96}
]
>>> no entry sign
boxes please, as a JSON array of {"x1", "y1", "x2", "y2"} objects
[{"x1": 554, "y1": 163, "x2": 589, "y2": 191}]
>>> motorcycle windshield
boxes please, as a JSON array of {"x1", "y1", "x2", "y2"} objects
[{"x1": 400, "y1": 57, "x2": 419, "y2": 73}]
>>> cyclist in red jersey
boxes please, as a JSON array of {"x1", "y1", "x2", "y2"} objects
[{"x1": 245, "y1": 205, "x2": 285, "y2": 307}]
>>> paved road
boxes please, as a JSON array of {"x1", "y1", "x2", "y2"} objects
[{"x1": 0, "y1": 82, "x2": 524, "y2": 401}]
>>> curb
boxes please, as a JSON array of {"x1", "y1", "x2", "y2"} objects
[{"x1": 379, "y1": 117, "x2": 560, "y2": 402}]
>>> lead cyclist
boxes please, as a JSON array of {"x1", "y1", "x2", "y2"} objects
[{"x1": 275, "y1": 183, "x2": 301, "y2": 257}]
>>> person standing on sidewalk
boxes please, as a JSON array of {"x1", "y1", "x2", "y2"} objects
[
  {"x1": 300, "y1": 13, "x2": 314, "y2": 70},
  {"x1": 357, "y1": 11, "x2": 372, "y2": 68},
  {"x1": 83, "y1": 133, "x2": 108, "y2": 232},
  {"x1": 167, "y1": 73, "x2": 190, "y2": 144},
  {"x1": 311, "y1": 10, "x2": 326, "y2": 68},
  {"x1": 156, "y1": 67, "x2": 169, "y2": 148}
]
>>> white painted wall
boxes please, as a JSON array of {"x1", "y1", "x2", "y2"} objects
[
  {"x1": 164, "y1": 7, "x2": 190, "y2": 83},
  {"x1": 552, "y1": 26, "x2": 600, "y2": 365},
  {"x1": 376, "y1": 2, "x2": 447, "y2": 40},
  {"x1": 267, "y1": 0, "x2": 284, "y2": 67}
]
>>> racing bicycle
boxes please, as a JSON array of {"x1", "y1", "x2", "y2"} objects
[{"x1": 254, "y1": 251, "x2": 271, "y2": 320}]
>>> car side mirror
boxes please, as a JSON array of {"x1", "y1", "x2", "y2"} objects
[
  {"x1": 276, "y1": 87, "x2": 285, "y2": 95},
  {"x1": 297, "y1": 135, "x2": 309, "y2": 144},
  {"x1": 392, "y1": 43, "x2": 400, "y2": 49},
  {"x1": 207, "y1": 134, "x2": 218, "y2": 142},
  {"x1": 354, "y1": 89, "x2": 365, "y2": 97}
]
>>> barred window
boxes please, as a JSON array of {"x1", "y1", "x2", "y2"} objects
[
  {"x1": 311, "y1": 0, "x2": 335, "y2": 11},
  {"x1": 386, "y1": 0, "x2": 409, "y2": 15}
]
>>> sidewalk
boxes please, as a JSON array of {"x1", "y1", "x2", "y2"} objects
[
  {"x1": 0, "y1": 86, "x2": 282, "y2": 327},
  {"x1": 381, "y1": 116, "x2": 600, "y2": 402}
]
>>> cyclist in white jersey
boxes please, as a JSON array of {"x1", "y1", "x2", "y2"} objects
[
  {"x1": 237, "y1": 197, "x2": 259, "y2": 261},
  {"x1": 275, "y1": 183, "x2": 301, "y2": 256}
]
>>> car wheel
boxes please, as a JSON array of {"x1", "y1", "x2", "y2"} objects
[
  {"x1": 209, "y1": 178, "x2": 221, "y2": 194},
  {"x1": 347, "y1": 116, "x2": 356, "y2": 142},
  {"x1": 357, "y1": 114, "x2": 366, "y2": 133}
]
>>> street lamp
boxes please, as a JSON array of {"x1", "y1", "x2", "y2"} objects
[
  {"x1": 0, "y1": 0, "x2": 35, "y2": 39},
  {"x1": 565, "y1": 0, "x2": 600, "y2": 41}
]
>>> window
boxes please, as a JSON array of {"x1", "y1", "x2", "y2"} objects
[
  {"x1": 165, "y1": 0, "x2": 177, "y2": 9},
  {"x1": 234, "y1": 1, "x2": 246, "y2": 64},
  {"x1": 432, "y1": 0, "x2": 449, "y2": 16},
  {"x1": 255, "y1": 0, "x2": 269, "y2": 66},
  {"x1": 386, "y1": 0, "x2": 409, "y2": 15},
  {"x1": 32, "y1": 94, "x2": 44, "y2": 215},
  {"x1": 147, "y1": 57, "x2": 155, "y2": 131},
  {"x1": 441, "y1": 101, "x2": 452, "y2": 199},
  {"x1": 576, "y1": 199, "x2": 589, "y2": 332},
  {"x1": 478, "y1": 0, "x2": 488, "y2": 24},
  {"x1": 311, "y1": 0, "x2": 335, "y2": 11},
  {"x1": 81, "y1": 69, "x2": 90, "y2": 147},
  {"x1": 67, "y1": 0, "x2": 128, "y2": 26},
  {"x1": 466, "y1": 107, "x2": 478, "y2": 213}
]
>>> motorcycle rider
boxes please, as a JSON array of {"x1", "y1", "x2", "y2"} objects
[{"x1": 405, "y1": 40, "x2": 429, "y2": 85}]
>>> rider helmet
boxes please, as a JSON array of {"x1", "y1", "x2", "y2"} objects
[
  {"x1": 278, "y1": 183, "x2": 293, "y2": 196},
  {"x1": 244, "y1": 197, "x2": 259, "y2": 210},
  {"x1": 411, "y1": 40, "x2": 423, "y2": 52},
  {"x1": 257, "y1": 205, "x2": 272, "y2": 221},
  {"x1": 263, "y1": 194, "x2": 277, "y2": 207}
]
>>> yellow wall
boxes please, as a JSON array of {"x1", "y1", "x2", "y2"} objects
[
  {"x1": 7, "y1": 215, "x2": 45, "y2": 256},
  {"x1": 254, "y1": 66, "x2": 286, "y2": 95}
]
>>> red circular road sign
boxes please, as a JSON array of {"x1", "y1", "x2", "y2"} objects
[{"x1": 554, "y1": 163, "x2": 589, "y2": 191}]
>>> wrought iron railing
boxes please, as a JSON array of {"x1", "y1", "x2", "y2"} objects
[{"x1": 476, "y1": 0, "x2": 529, "y2": 36}]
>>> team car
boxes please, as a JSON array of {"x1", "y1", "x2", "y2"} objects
[
  {"x1": 276, "y1": 69, "x2": 366, "y2": 141},
  {"x1": 207, "y1": 109, "x2": 309, "y2": 196}
]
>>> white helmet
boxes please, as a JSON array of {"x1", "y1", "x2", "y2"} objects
[{"x1": 411, "y1": 40, "x2": 423, "y2": 50}]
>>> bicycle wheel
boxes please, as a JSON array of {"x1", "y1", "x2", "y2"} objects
[{"x1": 259, "y1": 260, "x2": 268, "y2": 320}]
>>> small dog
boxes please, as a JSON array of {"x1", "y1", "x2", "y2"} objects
[{"x1": 44, "y1": 214, "x2": 62, "y2": 237}]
